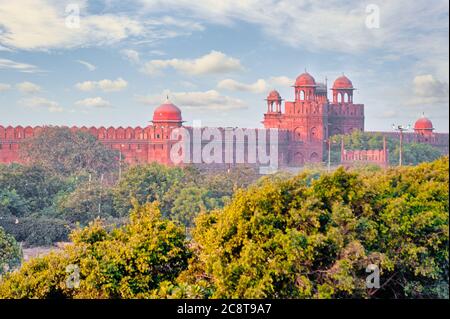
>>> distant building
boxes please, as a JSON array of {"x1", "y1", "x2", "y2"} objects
[{"x1": 1, "y1": 71, "x2": 448, "y2": 168}]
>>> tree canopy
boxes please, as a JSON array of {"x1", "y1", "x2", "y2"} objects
[
  {"x1": 0, "y1": 157, "x2": 447, "y2": 299},
  {"x1": 180, "y1": 157, "x2": 449, "y2": 298},
  {"x1": 0, "y1": 202, "x2": 190, "y2": 298},
  {"x1": 19, "y1": 127, "x2": 119, "y2": 177}
]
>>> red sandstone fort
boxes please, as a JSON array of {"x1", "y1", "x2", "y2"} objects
[{"x1": 1, "y1": 72, "x2": 448, "y2": 168}]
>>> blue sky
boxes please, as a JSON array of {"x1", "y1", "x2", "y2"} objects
[{"x1": 0, "y1": 0, "x2": 448, "y2": 131}]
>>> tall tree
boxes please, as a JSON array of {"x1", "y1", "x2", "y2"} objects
[{"x1": 20, "y1": 127, "x2": 119, "y2": 177}]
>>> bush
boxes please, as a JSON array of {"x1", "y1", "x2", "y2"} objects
[
  {"x1": 180, "y1": 157, "x2": 449, "y2": 298},
  {"x1": 0, "y1": 202, "x2": 191, "y2": 298},
  {"x1": 0, "y1": 226, "x2": 22, "y2": 275},
  {"x1": 0, "y1": 218, "x2": 70, "y2": 247},
  {"x1": 55, "y1": 182, "x2": 116, "y2": 225}
]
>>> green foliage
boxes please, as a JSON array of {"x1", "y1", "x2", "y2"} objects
[
  {"x1": 169, "y1": 187, "x2": 220, "y2": 229},
  {"x1": 0, "y1": 189, "x2": 28, "y2": 218},
  {"x1": 114, "y1": 163, "x2": 259, "y2": 229},
  {"x1": 0, "y1": 202, "x2": 191, "y2": 298},
  {"x1": 113, "y1": 163, "x2": 185, "y2": 217},
  {"x1": 0, "y1": 226, "x2": 22, "y2": 275},
  {"x1": 180, "y1": 157, "x2": 449, "y2": 299},
  {"x1": 19, "y1": 126, "x2": 119, "y2": 177},
  {"x1": 2, "y1": 148, "x2": 447, "y2": 299},
  {"x1": 0, "y1": 217, "x2": 70, "y2": 247},
  {"x1": 389, "y1": 142, "x2": 443, "y2": 166},
  {"x1": 55, "y1": 182, "x2": 116, "y2": 225},
  {"x1": 0, "y1": 164, "x2": 68, "y2": 217}
]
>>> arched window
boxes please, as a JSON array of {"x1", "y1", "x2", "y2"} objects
[
  {"x1": 310, "y1": 127, "x2": 317, "y2": 139},
  {"x1": 310, "y1": 152, "x2": 319, "y2": 161},
  {"x1": 294, "y1": 127, "x2": 303, "y2": 141},
  {"x1": 294, "y1": 152, "x2": 305, "y2": 165},
  {"x1": 300, "y1": 90, "x2": 305, "y2": 100}
]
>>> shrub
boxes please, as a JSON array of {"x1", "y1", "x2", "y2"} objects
[
  {"x1": 0, "y1": 218, "x2": 70, "y2": 247},
  {"x1": 0, "y1": 226, "x2": 22, "y2": 275},
  {"x1": 0, "y1": 202, "x2": 191, "y2": 298}
]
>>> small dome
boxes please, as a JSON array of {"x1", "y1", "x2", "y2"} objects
[
  {"x1": 267, "y1": 90, "x2": 281, "y2": 100},
  {"x1": 295, "y1": 72, "x2": 316, "y2": 87},
  {"x1": 152, "y1": 99, "x2": 182, "y2": 122},
  {"x1": 333, "y1": 75, "x2": 353, "y2": 89},
  {"x1": 414, "y1": 115, "x2": 433, "y2": 131}
]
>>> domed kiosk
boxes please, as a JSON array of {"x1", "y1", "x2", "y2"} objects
[
  {"x1": 152, "y1": 97, "x2": 183, "y2": 127},
  {"x1": 414, "y1": 114, "x2": 434, "y2": 136}
]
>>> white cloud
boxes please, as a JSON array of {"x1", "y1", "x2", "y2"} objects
[
  {"x1": 136, "y1": 90, "x2": 246, "y2": 110},
  {"x1": 75, "y1": 78, "x2": 128, "y2": 92},
  {"x1": 138, "y1": 0, "x2": 449, "y2": 79},
  {"x1": 142, "y1": 50, "x2": 243, "y2": 75},
  {"x1": 97, "y1": 78, "x2": 128, "y2": 92},
  {"x1": 0, "y1": 83, "x2": 12, "y2": 92},
  {"x1": 76, "y1": 60, "x2": 97, "y2": 71},
  {"x1": 121, "y1": 49, "x2": 140, "y2": 63},
  {"x1": 75, "y1": 81, "x2": 97, "y2": 91},
  {"x1": 20, "y1": 96, "x2": 63, "y2": 112},
  {"x1": 0, "y1": 0, "x2": 143, "y2": 50},
  {"x1": 16, "y1": 81, "x2": 41, "y2": 94},
  {"x1": 217, "y1": 76, "x2": 294, "y2": 93},
  {"x1": 269, "y1": 76, "x2": 295, "y2": 87},
  {"x1": 0, "y1": 58, "x2": 40, "y2": 73},
  {"x1": 0, "y1": 1, "x2": 205, "y2": 51},
  {"x1": 410, "y1": 74, "x2": 449, "y2": 105},
  {"x1": 217, "y1": 78, "x2": 267, "y2": 93},
  {"x1": 75, "y1": 97, "x2": 112, "y2": 108}
]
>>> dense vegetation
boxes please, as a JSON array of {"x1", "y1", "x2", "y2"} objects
[
  {"x1": 0, "y1": 157, "x2": 447, "y2": 299},
  {"x1": 0, "y1": 127, "x2": 447, "y2": 298},
  {"x1": 0, "y1": 127, "x2": 259, "y2": 246}
]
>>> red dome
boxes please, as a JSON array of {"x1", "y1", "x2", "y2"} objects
[
  {"x1": 333, "y1": 75, "x2": 353, "y2": 89},
  {"x1": 414, "y1": 116, "x2": 433, "y2": 131},
  {"x1": 152, "y1": 100, "x2": 182, "y2": 122},
  {"x1": 295, "y1": 72, "x2": 316, "y2": 86},
  {"x1": 267, "y1": 90, "x2": 281, "y2": 100}
]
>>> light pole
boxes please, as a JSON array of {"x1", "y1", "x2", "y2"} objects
[
  {"x1": 325, "y1": 137, "x2": 337, "y2": 172},
  {"x1": 119, "y1": 144, "x2": 125, "y2": 180},
  {"x1": 392, "y1": 124, "x2": 410, "y2": 166}
]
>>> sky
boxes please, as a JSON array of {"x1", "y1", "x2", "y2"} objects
[{"x1": 0, "y1": 0, "x2": 448, "y2": 132}]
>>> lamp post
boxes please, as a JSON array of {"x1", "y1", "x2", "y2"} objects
[
  {"x1": 392, "y1": 124, "x2": 410, "y2": 166},
  {"x1": 119, "y1": 144, "x2": 125, "y2": 180},
  {"x1": 325, "y1": 137, "x2": 337, "y2": 172}
]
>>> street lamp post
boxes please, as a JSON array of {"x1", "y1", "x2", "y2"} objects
[
  {"x1": 392, "y1": 124, "x2": 410, "y2": 166},
  {"x1": 119, "y1": 144, "x2": 125, "y2": 180},
  {"x1": 327, "y1": 138, "x2": 332, "y2": 172},
  {"x1": 325, "y1": 137, "x2": 336, "y2": 172}
]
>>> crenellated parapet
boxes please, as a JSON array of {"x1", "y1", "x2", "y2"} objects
[{"x1": 341, "y1": 137, "x2": 389, "y2": 168}]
